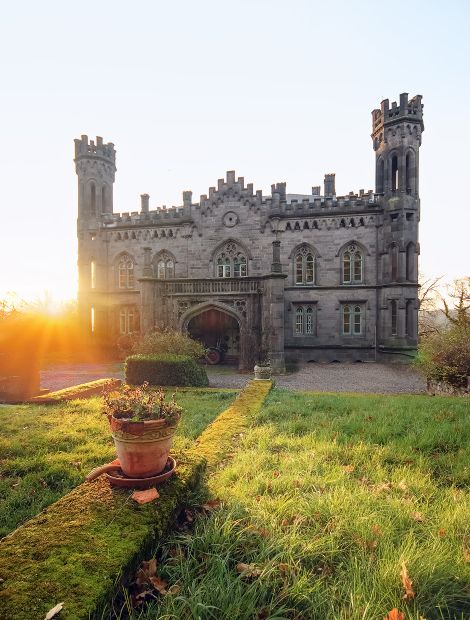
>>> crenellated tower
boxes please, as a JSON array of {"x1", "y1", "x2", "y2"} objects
[
  {"x1": 74, "y1": 135, "x2": 116, "y2": 337},
  {"x1": 372, "y1": 94, "x2": 424, "y2": 358}
]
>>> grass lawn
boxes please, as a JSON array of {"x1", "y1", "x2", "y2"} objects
[
  {"x1": 135, "y1": 390, "x2": 470, "y2": 620},
  {"x1": 0, "y1": 389, "x2": 237, "y2": 538}
]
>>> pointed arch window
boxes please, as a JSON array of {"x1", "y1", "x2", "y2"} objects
[
  {"x1": 119, "y1": 306, "x2": 138, "y2": 335},
  {"x1": 342, "y1": 244, "x2": 363, "y2": 284},
  {"x1": 391, "y1": 154, "x2": 399, "y2": 191},
  {"x1": 155, "y1": 252, "x2": 175, "y2": 279},
  {"x1": 214, "y1": 241, "x2": 248, "y2": 278},
  {"x1": 342, "y1": 304, "x2": 363, "y2": 336},
  {"x1": 391, "y1": 300, "x2": 398, "y2": 336},
  {"x1": 294, "y1": 246, "x2": 315, "y2": 285},
  {"x1": 90, "y1": 182, "x2": 96, "y2": 215},
  {"x1": 294, "y1": 305, "x2": 315, "y2": 335},
  {"x1": 118, "y1": 255, "x2": 135, "y2": 289}
]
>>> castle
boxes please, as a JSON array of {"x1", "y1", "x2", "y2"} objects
[{"x1": 75, "y1": 92, "x2": 424, "y2": 371}]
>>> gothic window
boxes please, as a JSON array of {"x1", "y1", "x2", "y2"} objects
[
  {"x1": 377, "y1": 158, "x2": 384, "y2": 193},
  {"x1": 391, "y1": 154, "x2": 399, "y2": 191},
  {"x1": 391, "y1": 300, "x2": 398, "y2": 336},
  {"x1": 391, "y1": 244, "x2": 399, "y2": 281},
  {"x1": 90, "y1": 182, "x2": 96, "y2": 215},
  {"x1": 118, "y1": 255, "x2": 135, "y2": 289},
  {"x1": 342, "y1": 244, "x2": 363, "y2": 284},
  {"x1": 155, "y1": 251, "x2": 175, "y2": 279},
  {"x1": 214, "y1": 241, "x2": 248, "y2": 278},
  {"x1": 342, "y1": 304, "x2": 363, "y2": 336},
  {"x1": 406, "y1": 243, "x2": 415, "y2": 281},
  {"x1": 102, "y1": 185, "x2": 107, "y2": 212},
  {"x1": 90, "y1": 260, "x2": 96, "y2": 289},
  {"x1": 294, "y1": 246, "x2": 315, "y2": 285},
  {"x1": 119, "y1": 307, "x2": 138, "y2": 335},
  {"x1": 294, "y1": 305, "x2": 315, "y2": 335},
  {"x1": 405, "y1": 300, "x2": 414, "y2": 338}
]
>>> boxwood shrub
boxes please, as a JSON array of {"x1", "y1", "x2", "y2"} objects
[{"x1": 125, "y1": 354, "x2": 209, "y2": 387}]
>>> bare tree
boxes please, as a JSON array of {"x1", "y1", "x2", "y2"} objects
[
  {"x1": 418, "y1": 273, "x2": 443, "y2": 338},
  {"x1": 442, "y1": 277, "x2": 470, "y2": 328}
]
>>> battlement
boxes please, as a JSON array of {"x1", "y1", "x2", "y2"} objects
[
  {"x1": 74, "y1": 135, "x2": 116, "y2": 164},
  {"x1": 371, "y1": 93, "x2": 423, "y2": 135}
]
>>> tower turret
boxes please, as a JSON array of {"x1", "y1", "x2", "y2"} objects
[
  {"x1": 74, "y1": 135, "x2": 116, "y2": 227},
  {"x1": 74, "y1": 135, "x2": 116, "y2": 339},
  {"x1": 372, "y1": 94, "x2": 424, "y2": 358},
  {"x1": 372, "y1": 93, "x2": 423, "y2": 197}
]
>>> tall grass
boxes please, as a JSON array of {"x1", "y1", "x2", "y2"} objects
[{"x1": 130, "y1": 390, "x2": 470, "y2": 620}]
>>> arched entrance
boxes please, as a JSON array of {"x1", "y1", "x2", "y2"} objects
[{"x1": 187, "y1": 308, "x2": 240, "y2": 365}]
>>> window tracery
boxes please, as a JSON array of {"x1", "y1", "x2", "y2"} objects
[
  {"x1": 117, "y1": 254, "x2": 135, "y2": 289},
  {"x1": 214, "y1": 242, "x2": 247, "y2": 278},
  {"x1": 342, "y1": 244, "x2": 363, "y2": 284},
  {"x1": 294, "y1": 245, "x2": 315, "y2": 285},
  {"x1": 154, "y1": 251, "x2": 175, "y2": 279}
]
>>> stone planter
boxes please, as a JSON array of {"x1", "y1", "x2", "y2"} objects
[
  {"x1": 254, "y1": 364, "x2": 271, "y2": 381},
  {"x1": 108, "y1": 415, "x2": 178, "y2": 478}
]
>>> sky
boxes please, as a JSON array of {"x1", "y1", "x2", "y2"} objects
[{"x1": 0, "y1": 0, "x2": 469, "y2": 305}]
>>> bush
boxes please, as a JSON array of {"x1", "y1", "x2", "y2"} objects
[
  {"x1": 125, "y1": 354, "x2": 209, "y2": 387},
  {"x1": 416, "y1": 326, "x2": 470, "y2": 387},
  {"x1": 132, "y1": 329, "x2": 206, "y2": 360}
]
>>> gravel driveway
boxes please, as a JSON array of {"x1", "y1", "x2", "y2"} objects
[{"x1": 40, "y1": 362, "x2": 426, "y2": 394}]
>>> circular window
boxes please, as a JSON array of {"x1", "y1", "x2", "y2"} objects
[{"x1": 223, "y1": 211, "x2": 239, "y2": 227}]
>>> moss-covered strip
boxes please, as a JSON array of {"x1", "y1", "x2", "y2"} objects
[
  {"x1": 29, "y1": 378, "x2": 121, "y2": 404},
  {"x1": 0, "y1": 452, "x2": 205, "y2": 620},
  {"x1": 190, "y1": 380, "x2": 272, "y2": 469}
]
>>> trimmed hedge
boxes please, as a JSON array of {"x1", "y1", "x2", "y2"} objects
[{"x1": 125, "y1": 354, "x2": 209, "y2": 387}]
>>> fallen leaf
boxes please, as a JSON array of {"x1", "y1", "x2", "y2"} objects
[
  {"x1": 410, "y1": 511, "x2": 424, "y2": 522},
  {"x1": 383, "y1": 609, "x2": 404, "y2": 620},
  {"x1": 463, "y1": 548, "x2": 470, "y2": 563},
  {"x1": 398, "y1": 480, "x2": 408, "y2": 491},
  {"x1": 135, "y1": 558, "x2": 157, "y2": 585},
  {"x1": 150, "y1": 575, "x2": 168, "y2": 595},
  {"x1": 278, "y1": 563, "x2": 289, "y2": 574},
  {"x1": 292, "y1": 479, "x2": 301, "y2": 488},
  {"x1": 184, "y1": 508, "x2": 194, "y2": 523},
  {"x1": 202, "y1": 499, "x2": 222, "y2": 511},
  {"x1": 273, "y1": 471, "x2": 280, "y2": 478},
  {"x1": 236, "y1": 562, "x2": 263, "y2": 578},
  {"x1": 44, "y1": 602, "x2": 64, "y2": 620},
  {"x1": 343, "y1": 464, "x2": 355, "y2": 473},
  {"x1": 372, "y1": 524, "x2": 383, "y2": 536},
  {"x1": 281, "y1": 519, "x2": 289, "y2": 527},
  {"x1": 167, "y1": 584, "x2": 181, "y2": 595},
  {"x1": 131, "y1": 488, "x2": 160, "y2": 505},
  {"x1": 438, "y1": 528, "x2": 446, "y2": 538},
  {"x1": 400, "y1": 562, "x2": 416, "y2": 600}
]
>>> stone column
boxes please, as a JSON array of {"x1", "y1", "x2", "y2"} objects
[
  {"x1": 264, "y1": 273, "x2": 287, "y2": 374},
  {"x1": 139, "y1": 278, "x2": 155, "y2": 335}
]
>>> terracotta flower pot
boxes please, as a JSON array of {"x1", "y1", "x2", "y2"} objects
[
  {"x1": 109, "y1": 415, "x2": 177, "y2": 478},
  {"x1": 254, "y1": 364, "x2": 271, "y2": 380}
]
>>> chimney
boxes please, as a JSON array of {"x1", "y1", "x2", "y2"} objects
[
  {"x1": 324, "y1": 173, "x2": 336, "y2": 197},
  {"x1": 140, "y1": 193, "x2": 149, "y2": 213}
]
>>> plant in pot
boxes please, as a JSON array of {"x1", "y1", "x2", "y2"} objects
[
  {"x1": 103, "y1": 382, "x2": 182, "y2": 478},
  {"x1": 254, "y1": 359, "x2": 271, "y2": 380}
]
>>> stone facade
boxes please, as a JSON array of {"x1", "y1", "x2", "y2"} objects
[{"x1": 75, "y1": 93, "x2": 424, "y2": 371}]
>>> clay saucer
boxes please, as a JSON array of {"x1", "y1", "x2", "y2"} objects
[{"x1": 106, "y1": 456, "x2": 176, "y2": 489}]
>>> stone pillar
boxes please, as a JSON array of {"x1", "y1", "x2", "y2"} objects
[
  {"x1": 271, "y1": 240, "x2": 282, "y2": 273},
  {"x1": 264, "y1": 273, "x2": 287, "y2": 373},
  {"x1": 139, "y1": 278, "x2": 155, "y2": 335},
  {"x1": 143, "y1": 247, "x2": 153, "y2": 276}
]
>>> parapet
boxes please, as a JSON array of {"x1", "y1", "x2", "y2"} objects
[
  {"x1": 371, "y1": 93, "x2": 423, "y2": 135},
  {"x1": 74, "y1": 135, "x2": 116, "y2": 165}
]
